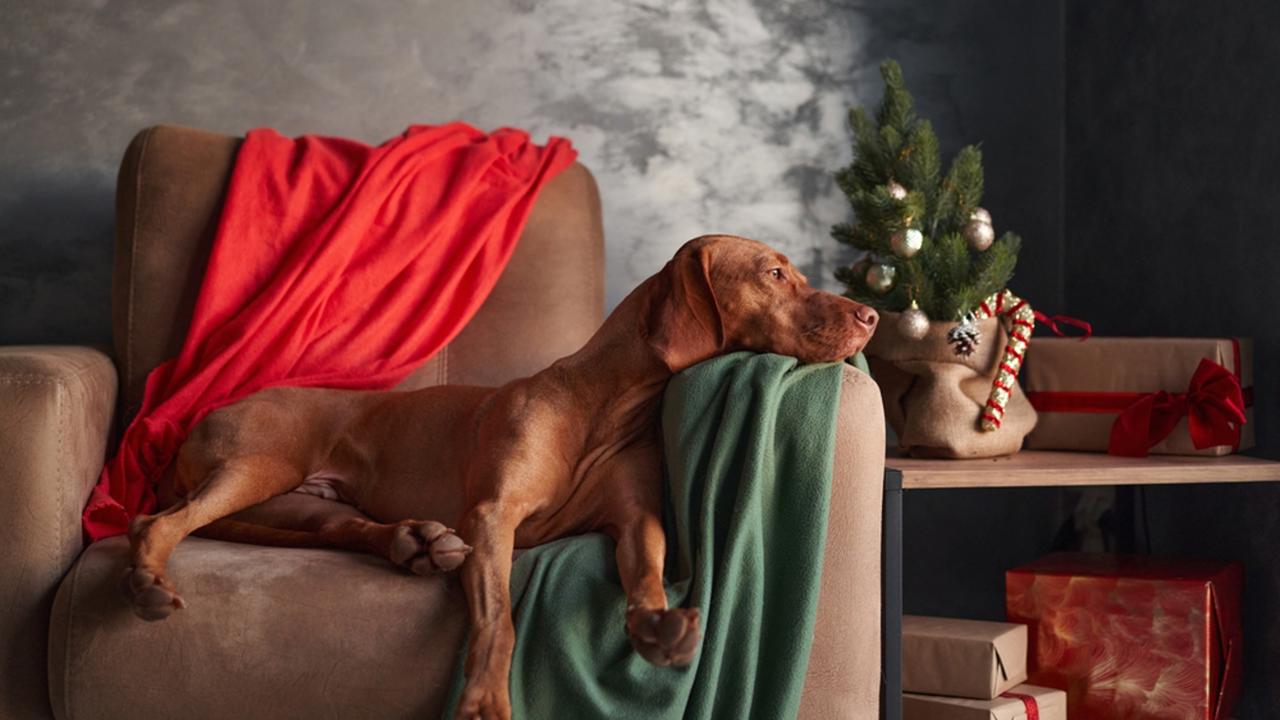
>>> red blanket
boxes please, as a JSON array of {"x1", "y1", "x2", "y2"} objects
[{"x1": 84, "y1": 123, "x2": 576, "y2": 541}]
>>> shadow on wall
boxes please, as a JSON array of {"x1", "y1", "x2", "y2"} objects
[{"x1": 0, "y1": 170, "x2": 114, "y2": 345}]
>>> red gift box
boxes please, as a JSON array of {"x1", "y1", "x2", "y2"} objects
[{"x1": 1005, "y1": 553, "x2": 1242, "y2": 720}]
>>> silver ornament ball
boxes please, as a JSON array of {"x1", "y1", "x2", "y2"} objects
[
  {"x1": 890, "y1": 228, "x2": 924, "y2": 258},
  {"x1": 887, "y1": 181, "x2": 908, "y2": 200},
  {"x1": 964, "y1": 219, "x2": 996, "y2": 251},
  {"x1": 865, "y1": 263, "x2": 896, "y2": 294},
  {"x1": 898, "y1": 302, "x2": 929, "y2": 340},
  {"x1": 970, "y1": 206, "x2": 992, "y2": 225}
]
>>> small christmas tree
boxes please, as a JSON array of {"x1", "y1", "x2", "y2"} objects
[{"x1": 832, "y1": 60, "x2": 1021, "y2": 322}]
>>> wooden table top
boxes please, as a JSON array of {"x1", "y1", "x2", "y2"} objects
[{"x1": 886, "y1": 450, "x2": 1280, "y2": 490}]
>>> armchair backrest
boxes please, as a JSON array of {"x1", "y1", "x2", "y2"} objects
[{"x1": 111, "y1": 125, "x2": 604, "y2": 423}]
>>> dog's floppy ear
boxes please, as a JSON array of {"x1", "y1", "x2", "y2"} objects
[{"x1": 645, "y1": 243, "x2": 725, "y2": 373}]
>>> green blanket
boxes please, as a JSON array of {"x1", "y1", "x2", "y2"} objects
[{"x1": 445, "y1": 352, "x2": 847, "y2": 719}]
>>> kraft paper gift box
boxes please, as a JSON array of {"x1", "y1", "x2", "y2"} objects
[
  {"x1": 902, "y1": 615, "x2": 1027, "y2": 699},
  {"x1": 903, "y1": 683, "x2": 1065, "y2": 720},
  {"x1": 1023, "y1": 337, "x2": 1253, "y2": 456},
  {"x1": 1006, "y1": 553, "x2": 1243, "y2": 720}
]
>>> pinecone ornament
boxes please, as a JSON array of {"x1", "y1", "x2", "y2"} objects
[{"x1": 946, "y1": 314, "x2": 982, "y2": 357}]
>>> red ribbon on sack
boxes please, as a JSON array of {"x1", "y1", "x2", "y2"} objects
[
  {"x1": 1033, "y1": 310, "x2": 1093, "y2": 339},
  {"x1": 1107, "y1": 358, "x2": 1248, "y2": 457},
  {"x1": 999, "y1": 691, "x2": 1039, "y2": 720}
]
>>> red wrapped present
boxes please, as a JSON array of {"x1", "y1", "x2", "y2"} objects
[{"x1": 1005, "y1": 553, "x2": 1242, "y2": 720}]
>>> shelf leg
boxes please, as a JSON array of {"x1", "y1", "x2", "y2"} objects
[{"x1": 881, "y1": 467, "x2": 903, "y2": 720}]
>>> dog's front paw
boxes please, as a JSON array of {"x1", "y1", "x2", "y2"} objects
[
  {"x1": 455, "y1": 681, "x2": 511, "y2": 720},
  {"x1": 119, "y1": 565, "x2": 186, "y2": 621},
  {"x1": 626, "y1": 606, "x2": 701, "y2": 667},
  {"x1": 388, "y1": 520, "x2": 472, "y2": 575}
]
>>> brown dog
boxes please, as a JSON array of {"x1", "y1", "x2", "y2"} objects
[{"x1": 121, "y1": 234, "x2": 878, "y2": 720}]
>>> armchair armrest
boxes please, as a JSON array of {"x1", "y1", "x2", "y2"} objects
[
  {"x1": 800, "y1": 364, "x2": 886, "y2": 720},
  {"x1": 0, "y1": 346, "x2": 116, "y2": 720}
]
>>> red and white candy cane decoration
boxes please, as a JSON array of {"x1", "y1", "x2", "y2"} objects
[{"x1": 971, "y1": 289, "x2": 1034, "y2": 431}]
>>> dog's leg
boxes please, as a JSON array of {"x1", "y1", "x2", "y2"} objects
[
  {"x1": 455, "y1": 499, "x2": 524, "y2": 720},
  {"x1": 615, "y1": 510, "x2": 701, "y2": 667},
  {"x1": 122, "y1": 455, "x2": 304, "y2": 621},
  {"x1": 604, "y1": 445, "x2": 701, "y2": 667},
  {"x1": 196, "y1": 493, "x2": 472, "y2": 575}
]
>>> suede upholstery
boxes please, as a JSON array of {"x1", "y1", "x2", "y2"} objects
[
  {"x1": 0, "y1": 125, "x2": 883, "y2": 719},
  {"x1": 0, "y1": 347, "x2": 116, "y2": 720}
]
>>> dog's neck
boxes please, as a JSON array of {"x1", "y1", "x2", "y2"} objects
[{"x1": 543, "y1": 275, "x2": 674, "y2": 441}]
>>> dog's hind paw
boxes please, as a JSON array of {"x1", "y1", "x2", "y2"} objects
[
  {"x1": 388, "y1": 520, "x2": 472, "y2": 575},
  {"x1": 626, "y1": 606, "x2": 701, "y2": 667},
  {"x1": 120, "y1": 566, "x2": 186, "y2": 621}
]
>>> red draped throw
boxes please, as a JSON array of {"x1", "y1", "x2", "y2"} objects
[{"x1": 84, "y1": 123, "x2": 576, "y2": 541}]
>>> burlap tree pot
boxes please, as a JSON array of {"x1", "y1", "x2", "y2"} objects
[{"x1": 867, "y1": 310, "x2": 1037, "y2": 458}]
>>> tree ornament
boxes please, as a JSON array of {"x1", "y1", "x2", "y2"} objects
[
  {"x1": 946, "y1": 313, "x2": 981, "y2": 357},
  {"x1": 970, "y1": 206, "x2": 992, "y2": 225},
  {"x1": 964, "y1": 218, "x2": 995, "y2": 251},
  {"x1": 890, "y1": 228, "x2": 924, "y2": 258},
  {"x1": 887, "y1": 181, "x2": 908, "y2": 200},
  {"x1": 865, "y1": 263, "x2": 896, "y2": 294},
  {"x1": 898, "y1": 300, "x2": 929, "y2": 339}
]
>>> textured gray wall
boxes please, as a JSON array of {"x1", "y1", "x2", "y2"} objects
[
  {"x1": 0, "y1": 0, "x2": 1062, "y2": 341},
  {"x1": 1065, "y1": 2, "x2": 1279, "y2": 715}
]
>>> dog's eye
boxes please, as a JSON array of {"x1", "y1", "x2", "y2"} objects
[{"x1": 768, "y1": 268, "x2": 784, "y2": 281}]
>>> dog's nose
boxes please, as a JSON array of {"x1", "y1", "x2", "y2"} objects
[{"x1": 853, "y1": 305, "x2": 878, "y2": 328}]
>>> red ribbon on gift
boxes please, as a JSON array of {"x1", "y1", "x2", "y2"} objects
[
  {"x1": 1033, "y1": 310, "x2": 1093, "y2": 340},
  {"x1": 1107, "y1": 358, "x2": 1248, "y2": 457},
  {"x1": 1027, "y1": 358, "x2": 1249, "y2": 457},
  {"x1": 1000, "y1": 690, "x2": 1039, "y2": 720}
]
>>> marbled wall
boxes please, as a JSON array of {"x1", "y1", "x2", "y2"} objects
[{"x1": 2, "y1": 0, "x2": 1062, "y2": 338}]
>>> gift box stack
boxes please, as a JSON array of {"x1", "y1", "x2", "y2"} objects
[
  {"x1": 902, "y1": 615, "x2": 1066, "y2": 719},
  {"x1": 1006, "y1": 553, "x2": 1243, "y2": 720}
]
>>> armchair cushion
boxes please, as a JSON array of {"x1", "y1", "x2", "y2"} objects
[{"x1": 48, "y1": 365, "x2": 883, "y2": 720}]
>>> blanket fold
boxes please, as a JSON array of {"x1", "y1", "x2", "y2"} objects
[
  {"x1": 446, "y1": 352, "x2": 845, "y2": 719},
  {"x1": 85, "y1": 123, "x2": 576, "y2": 541}
]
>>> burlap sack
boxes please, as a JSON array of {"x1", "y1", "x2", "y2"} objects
[{"x1": 867, "y1": 310, "x2": 1036, "y2": 458}]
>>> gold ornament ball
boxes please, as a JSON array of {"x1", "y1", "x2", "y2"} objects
[
  {"x1": 970, "y1": 206, "x2": 992, "y2": 225},
  {"x1": 865, "y1": 263, "x2": 896, "y2": 294},
  {"x1": 890, "y1": 228, "x2": 924, "y2": 258},
  {"x1": 964, "y1": 219, "x2": 995, "y2": 251},
  {"x1": 898, "y1": 302, "x2": 929, "y2": 340},
  {"x1": 887, "y1": 181, "x2": 908, "y2": 200}
]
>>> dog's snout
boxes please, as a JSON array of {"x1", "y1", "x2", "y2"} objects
[{"x1": 853, "y1": 305, "x2": 878, "y2": 328}]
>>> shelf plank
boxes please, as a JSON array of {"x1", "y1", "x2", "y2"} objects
[{"x1": 887, "y1": 450, "x2": 1280, "y2": 489}]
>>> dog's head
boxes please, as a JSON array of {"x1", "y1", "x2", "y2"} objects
[{"x1": 645, "y1": 234, "x2": 878, "y2": 372}]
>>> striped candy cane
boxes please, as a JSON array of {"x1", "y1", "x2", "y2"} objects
[{"x1": 970, "y1": 289, "x2": 1034, "y2": 431}]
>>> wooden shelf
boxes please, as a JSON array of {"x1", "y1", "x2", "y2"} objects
[{"x1": 887, "y1": 449, "x2": 1280, "y2": 490}]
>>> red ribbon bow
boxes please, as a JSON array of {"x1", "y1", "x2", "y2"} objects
[{"x1": 1108, "y1": 358, "x2": 1248, "y2": 457}]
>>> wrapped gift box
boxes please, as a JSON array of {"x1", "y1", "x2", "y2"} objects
[
  {"x1": 1023, "y1": 337, "x2": 1253, "y2": 456},
  {"x1": 902, "y1": 615, "x2": 1027, "y2": 699},
  {"x1": 1006, "y1": 553, "x2": 1242, "y2": 720},
  {"x1": 904, "y1": 683, "x2": 1065, "y2": 720}
]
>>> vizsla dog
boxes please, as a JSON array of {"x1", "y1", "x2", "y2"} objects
[{"x1": 121, "y1": 234, "x2": 879, "y2": 720}]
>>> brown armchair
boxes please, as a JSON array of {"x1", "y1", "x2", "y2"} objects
[{"x1": 0, "y1": 125, "x2": 884, "y2": 719}]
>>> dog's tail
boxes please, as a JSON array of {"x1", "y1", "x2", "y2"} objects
[{"x1": 193, "y1": 518, "x2": 331, "y2": 548}]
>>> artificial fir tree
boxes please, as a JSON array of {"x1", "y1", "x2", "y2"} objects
[{"x1": 833, "y1": 60, "x2": 1022, "y2": 324}]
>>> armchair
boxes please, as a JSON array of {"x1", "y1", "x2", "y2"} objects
[{"x1": 0, "y1": 125, "x2": 884, "y2": 719}]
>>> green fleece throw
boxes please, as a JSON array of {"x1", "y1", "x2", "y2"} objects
[{"x1": 445, "y1": 352, "x2": 847, "y2": 718}]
